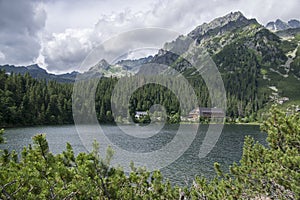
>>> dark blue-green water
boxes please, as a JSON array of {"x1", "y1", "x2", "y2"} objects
[{"x1": 0, "y1": 124, "x2": 267, "y2": 186}]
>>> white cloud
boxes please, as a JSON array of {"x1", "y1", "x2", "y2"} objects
[
  {"x1": 0, "y1": 0, "x2": 46, "y2": 66},
  {"x1": 44, "y1": 0, "x2": 151, "y2": 33},
  {"x1": 40, "y1": 0, "x2": 237, "y2": 72},
  {"x1": 42, "y1": 0, "x2": 300, "y2": 73},
  {"x1": 42, "y1": 28, "x2": 101, "y2": 72},
  {"x1": 2, "y1": 0, "x2": 298, "y2": 72},
  {"x1": 0, "y1": 51, "x2": 5, "y2": 61},
  {"x1": 41, "y1": 9, "x2": 151, "y2": 72}
]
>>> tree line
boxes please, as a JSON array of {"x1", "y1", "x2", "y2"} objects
[
  {"x1": 0, "y1": 65, "x2": 270, "y2": 127},
  {"x1": 0, "y1": 71, "x2": 73, "y2": 126}
]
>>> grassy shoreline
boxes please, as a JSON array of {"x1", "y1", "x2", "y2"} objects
[{"x1": 1, "y1": 121, "x2": 263, "y2": 129}]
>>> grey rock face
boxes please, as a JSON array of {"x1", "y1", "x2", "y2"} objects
[{"x1": 266, "y1": 19, "x2": 300, "y2": 31}]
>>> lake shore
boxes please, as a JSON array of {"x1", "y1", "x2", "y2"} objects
[{"x1": 1, "y1": 120, "x2": 263, "y2": 129}]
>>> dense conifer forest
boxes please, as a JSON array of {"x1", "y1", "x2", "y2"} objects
[{"x1": 0, "y1": 69, "x2": 270, "y2": 127}]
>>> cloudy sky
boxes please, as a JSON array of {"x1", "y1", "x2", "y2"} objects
[{"x1": 0, "y1": 0, "x2": 299, "y2": 74}]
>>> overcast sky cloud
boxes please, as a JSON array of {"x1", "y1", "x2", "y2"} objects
[
  {"x1": 0, "y1": 0, "x2": 46, "y2": 66},
  {"x1": 0, "y1": 0, "x2": 299, "y2": 73}
]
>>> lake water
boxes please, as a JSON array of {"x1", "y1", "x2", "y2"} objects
[{"x1": 0, "y1": 124, "x2": 267, "y2": 186}]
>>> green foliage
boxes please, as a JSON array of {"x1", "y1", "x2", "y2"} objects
[
  {"x1": 0, "y1": 133, "x2": 179, "y2": 199},
  {"x1": 188, "y1": 106, "x2": 299, "y2": 199},
  {"x1": 0, "y1": 60, "x2": 272, "y2": 127},
  {"x1": 295, "y1": 34, "x2": 300, "y2": 41},
  {"x1": 279, "y1": 40, "x2": 298, "y2": 54},
  {"x1": 167, "y1": 113, "x2": 181, "y2": 124},
  {"x1": 0, "y1": 129, "x2": 4, "y2": 144},
  {"x1": 1, "y1": 107, "x2": 299, "y2": 199},
  {"x1": 0, "y1": 70, "x2": 73, "y2": 126},
  {"x1": 213, "y1": 38, "x2": 268, "y2": 120},
  {"x1": 229, "y1": 106, "x2": 299, "y2": 199},
  {"x1": 291, "y1": 46, "x2": 300, "y2": 79}
]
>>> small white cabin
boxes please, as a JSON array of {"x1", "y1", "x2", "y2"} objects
[{"x1": 135, "y1": 111, "x2": 148, "y2": 119}]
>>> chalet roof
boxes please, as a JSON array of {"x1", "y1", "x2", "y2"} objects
[
  {"x1": 189, "y1": 107, "x2": 224, "y2": 114},
  {"x1": 200, "y1": 108, "x2": 224, "y2": 113},
  {"x1": 135, "y1": 111, "x2": 148, "y2": 115}
]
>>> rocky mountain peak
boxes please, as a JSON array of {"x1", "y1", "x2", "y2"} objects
[
  {"x1": 275, "y1": 19, "x2": 290, "y2": 30},
  {"x1": 213, "y1": 11, "x2": 246, "y2": 25},
  {"x1": 89, "y1": 59, "x2": 110, "y2": 71},
  {"x1": 266, "y1": 19, "x2": 300, "y2": 31},
  {"x1": 97, "y1": 59, "x2": 110, "y2": 67},
  {"x1": 288, "y1": 19, "x2": 300, "y2": 28},
  {"x1": 26, "y1": 64, "x2": 48, "y2": 74},
  {"x1": 188, "y1": 11, "x2": 257, "y2": 41},
  {"x1": 27, "y1": 64, "x2": 42, "y2": 70}
]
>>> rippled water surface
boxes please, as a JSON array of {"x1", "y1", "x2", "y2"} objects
[{"x1": 0, "y1": 124, "x2": 267, "y2": 185}]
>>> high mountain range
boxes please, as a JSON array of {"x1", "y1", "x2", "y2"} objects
[
  {"x1": 0, "y1": 64, "x2": 79, "y2": 83},
  {"x1": 1, "y1": 11, "x2": 300, "y2": 111},
  {"x1": 266, "y1": 19, "x2": 300, "y2": 31}
]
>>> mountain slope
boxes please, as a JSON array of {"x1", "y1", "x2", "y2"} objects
[
  {"x1": 146, "y1": 12, "x2": 300, "y2": 119},
  {"x1": 0, "y1": 64, "x2": 78, "y2": 83}
]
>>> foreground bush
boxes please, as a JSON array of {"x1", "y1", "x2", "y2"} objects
[
  {"x1": 190, "y1": 106, "x2": 299, "y2": 199},
  {"x1": 0, "y1": 106, "x2": 299, "y2": 199},
  {"x1": 0, "y1": 134, "x2": 179, "y2": 199}
]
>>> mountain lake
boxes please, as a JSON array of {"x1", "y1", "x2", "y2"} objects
[{"x1": 0, "y1": 124, "x2": 267, "y2": 186}]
